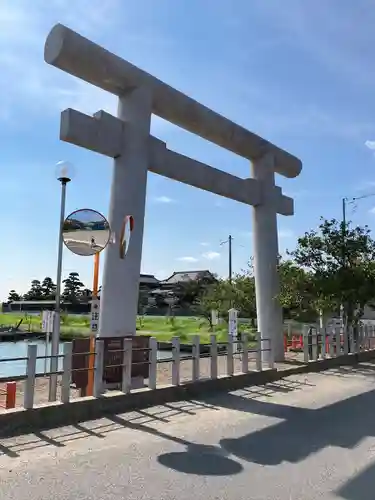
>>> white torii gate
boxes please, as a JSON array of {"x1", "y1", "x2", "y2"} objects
[{"x1": 44, "y1": 24, "x2": 302, "y2": 362}]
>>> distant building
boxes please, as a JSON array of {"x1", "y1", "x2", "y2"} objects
[
  {"x1": 148, "y1": 269, "x2": 216, "y2": 305},
  {"x1": 160, "y1": 270, "x2": 216, "y2": 289}
]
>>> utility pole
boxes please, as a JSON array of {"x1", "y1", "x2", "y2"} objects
[
  {"x1": 341, "y1": 192, "x2": 375, "y2": 326},
  {"x1": 220, "y1": 234, "x2": 233, "y2": 283}
]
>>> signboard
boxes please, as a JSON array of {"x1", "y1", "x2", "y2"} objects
[
  {"x1": 228, "y1": 308, "x2": 238, "y2": 338},
  {"x1": 90, "y1": 298, "x2": 100, "y2": 333},
  {"x1": 71, "y1": 335, "x2": 150, "y2": 389},
  {"x1": 103, "y1": 336, "x2": 149, "y2": 384}
]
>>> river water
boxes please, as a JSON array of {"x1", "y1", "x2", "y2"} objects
[{"x1": 0, "y1": 340, "x2": 177, "y2": 379}]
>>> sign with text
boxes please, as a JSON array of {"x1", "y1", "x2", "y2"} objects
[
  {"x1": 228, "y1": 308, "x2": 238, "y2": 338},
  {"x1": 90, "y1": 298, "x2": 100, "y2": 333}
]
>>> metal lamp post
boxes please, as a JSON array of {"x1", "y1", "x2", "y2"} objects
[{"x1": 49, "y1": 161, "x2": 74, "y2": 402}]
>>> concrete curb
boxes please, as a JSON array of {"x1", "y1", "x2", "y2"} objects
[{"x1": 0, "y1": 350, "x2": 373, "y2": 438}]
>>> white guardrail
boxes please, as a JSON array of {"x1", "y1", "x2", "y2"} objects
[{"x1": 0, "y1": 333, "x2": 273, "y2": 411}]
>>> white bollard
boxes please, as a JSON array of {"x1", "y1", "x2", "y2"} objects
[
  {"x1": 122, "y1": 339, "x2": 133, "y2": 394},
  {"x1": 61, "y1": 342, "x2": 73, "y2": 404},
  {"x1": 94, "y1": 339, "x2": 104, "y2": 398},
  {"x1": 192, "y1": 335, "x2": 200, "y2": 382},
  {"x1": 24, "y1": 344, "x2": 37, "y2": 410},
  {"x1": 210, "y1": 334, "x2": 218, "y2": 379},
  {"x1": 241, "y1": 332, "x2": 249, "y2": 373},
  {"x1": 227, "y1": 335, "x2": 234, "y2": 376},
  {"x1": 172, "y1": 336, "x2": 180, "y2": 386},
  {"x1": 256, "y1": 331, "x2": 262, "y2": 371},
  {"x1": 148, "y1": 337, "x2": 157, "y2": 390}
]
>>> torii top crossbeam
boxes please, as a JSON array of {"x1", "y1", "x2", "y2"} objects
[{"x1": 45, "y1": 24, "x2": 302, "y2": 179}]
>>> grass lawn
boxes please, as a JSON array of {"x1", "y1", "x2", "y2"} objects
[{"x1": 0, "y1": 313, "x2": 256, "y2": 343}]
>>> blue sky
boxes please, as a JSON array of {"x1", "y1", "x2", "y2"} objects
[{"x1": 2, "y1": 0, "x2": 375, "y2": 300}]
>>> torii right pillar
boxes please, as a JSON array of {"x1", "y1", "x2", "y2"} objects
[{"x1": 252, "y1": 153, "x2": 284, "y2": 363}]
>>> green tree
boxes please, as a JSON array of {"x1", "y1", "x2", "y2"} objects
[
  {"x1": 194, "y1": 279, "x2": 235, "y2": 327},
  {"x1": 7, "y1": 290, "x2": 21, "y2": 302},
  {"x1": 278, "y1": 259, "x2": 318, "y2": 322},
  {"x1": 80, "y1": 288, "x2": 93, "y2": 302},
  {"x1": 41, "y1": 277, "x2": 56, "y2": 299},
  {"x1": 62, "y1": 272, "x2": 84, "y2": 302},
  {"x1": 173, "y1": 274, "x2": 216, "y2": 306},
  {"x1": 289, "y1": 218, "x2": 375, "y2": 327},
  {"x1": 232, "y1": 264, "x2": 257, "y2": 322},
  {"x1": 23, "y1": 279, "x2": 43, "y2": 301}
]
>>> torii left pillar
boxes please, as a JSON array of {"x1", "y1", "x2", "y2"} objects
[{"x1": 99, "y1": 87, "x2": 152, "y2": 337}]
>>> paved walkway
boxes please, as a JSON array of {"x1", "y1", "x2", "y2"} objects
[{"x1": 1, "y1": 361, "x2": 375, "y2": 499}]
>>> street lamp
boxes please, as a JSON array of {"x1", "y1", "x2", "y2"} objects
[{"x1": 49, "y1": 160, "x2": 74, "y2": 402}]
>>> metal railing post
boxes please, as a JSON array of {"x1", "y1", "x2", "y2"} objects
[
  {"x1": 192, "y1": 335, "x2": 200, "y2": 382},
  {"x1": 172, "y1": 336, "x2": 180, "y2": 386},
  {"x1": 24, "y1": 344, "x2": 37, "y2": 410},
  {"x1": 303, "y1": 325, "x2": 309, "y2": 363},
  {"x1": 241, "y1": 332, "x2": 248, "y2": 373},
  {"x1": 255, "y1": 331, "x2": 262, "y2": 371},
  {"x1": 267, "y1": 338, "x2": 274, "y2": 370},
  {"x1": 94, "y1": 339, "x2": 104, "y2": 398},
  {"x1": 210, "y1": 334, "x2": 218, "y2": 379},
  {"x1": 148, "y1": 337, "x2": 157, "y2": 390},
  {"x1": 61, "y1": 342, "x2": 72, "y2": 404},
  {"x1": 227, "y1": 335, "x2": 234, "y2": 376},
  {"x1": 122, "y1": 338, "x2": 133, "y2": 394}
]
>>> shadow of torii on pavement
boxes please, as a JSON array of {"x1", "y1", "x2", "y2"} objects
[{"x1": 208, "y1": 384, "x2": 375, "y2": 466}]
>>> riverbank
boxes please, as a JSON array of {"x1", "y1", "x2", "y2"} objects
[{"x1": 0, "y1": 313, "x2": 255, "y2": 343}]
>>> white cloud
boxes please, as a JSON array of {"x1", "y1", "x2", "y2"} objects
[
  {"x1": 176, "y1": 256, "x2": 199, "y2": 263},
  {"x1": 365, "y1": 140, "x2": 375, "y2": 150},
  {"x1": 200, "y1": 242, "x2": 210, "y2": 246},
  {"x1": 202, "y1": 251, "x2": 220, "y2": 260},
  {"x1": 153, "y1": 196, "x2": 174, "y2": 204},
  {"x1": 369, "y1": 207, "x2": 375, "y2": 214},
  {"x1": 278, "y1": 229, "x2": 295, "y2": 238},
  {"x1": 0, "y1": 0, "x2": 172, "y2": 134}
]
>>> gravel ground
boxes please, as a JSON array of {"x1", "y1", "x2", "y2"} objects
[{"x1": 0, "y1": 351, "x2": 302, "y2": 410}]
